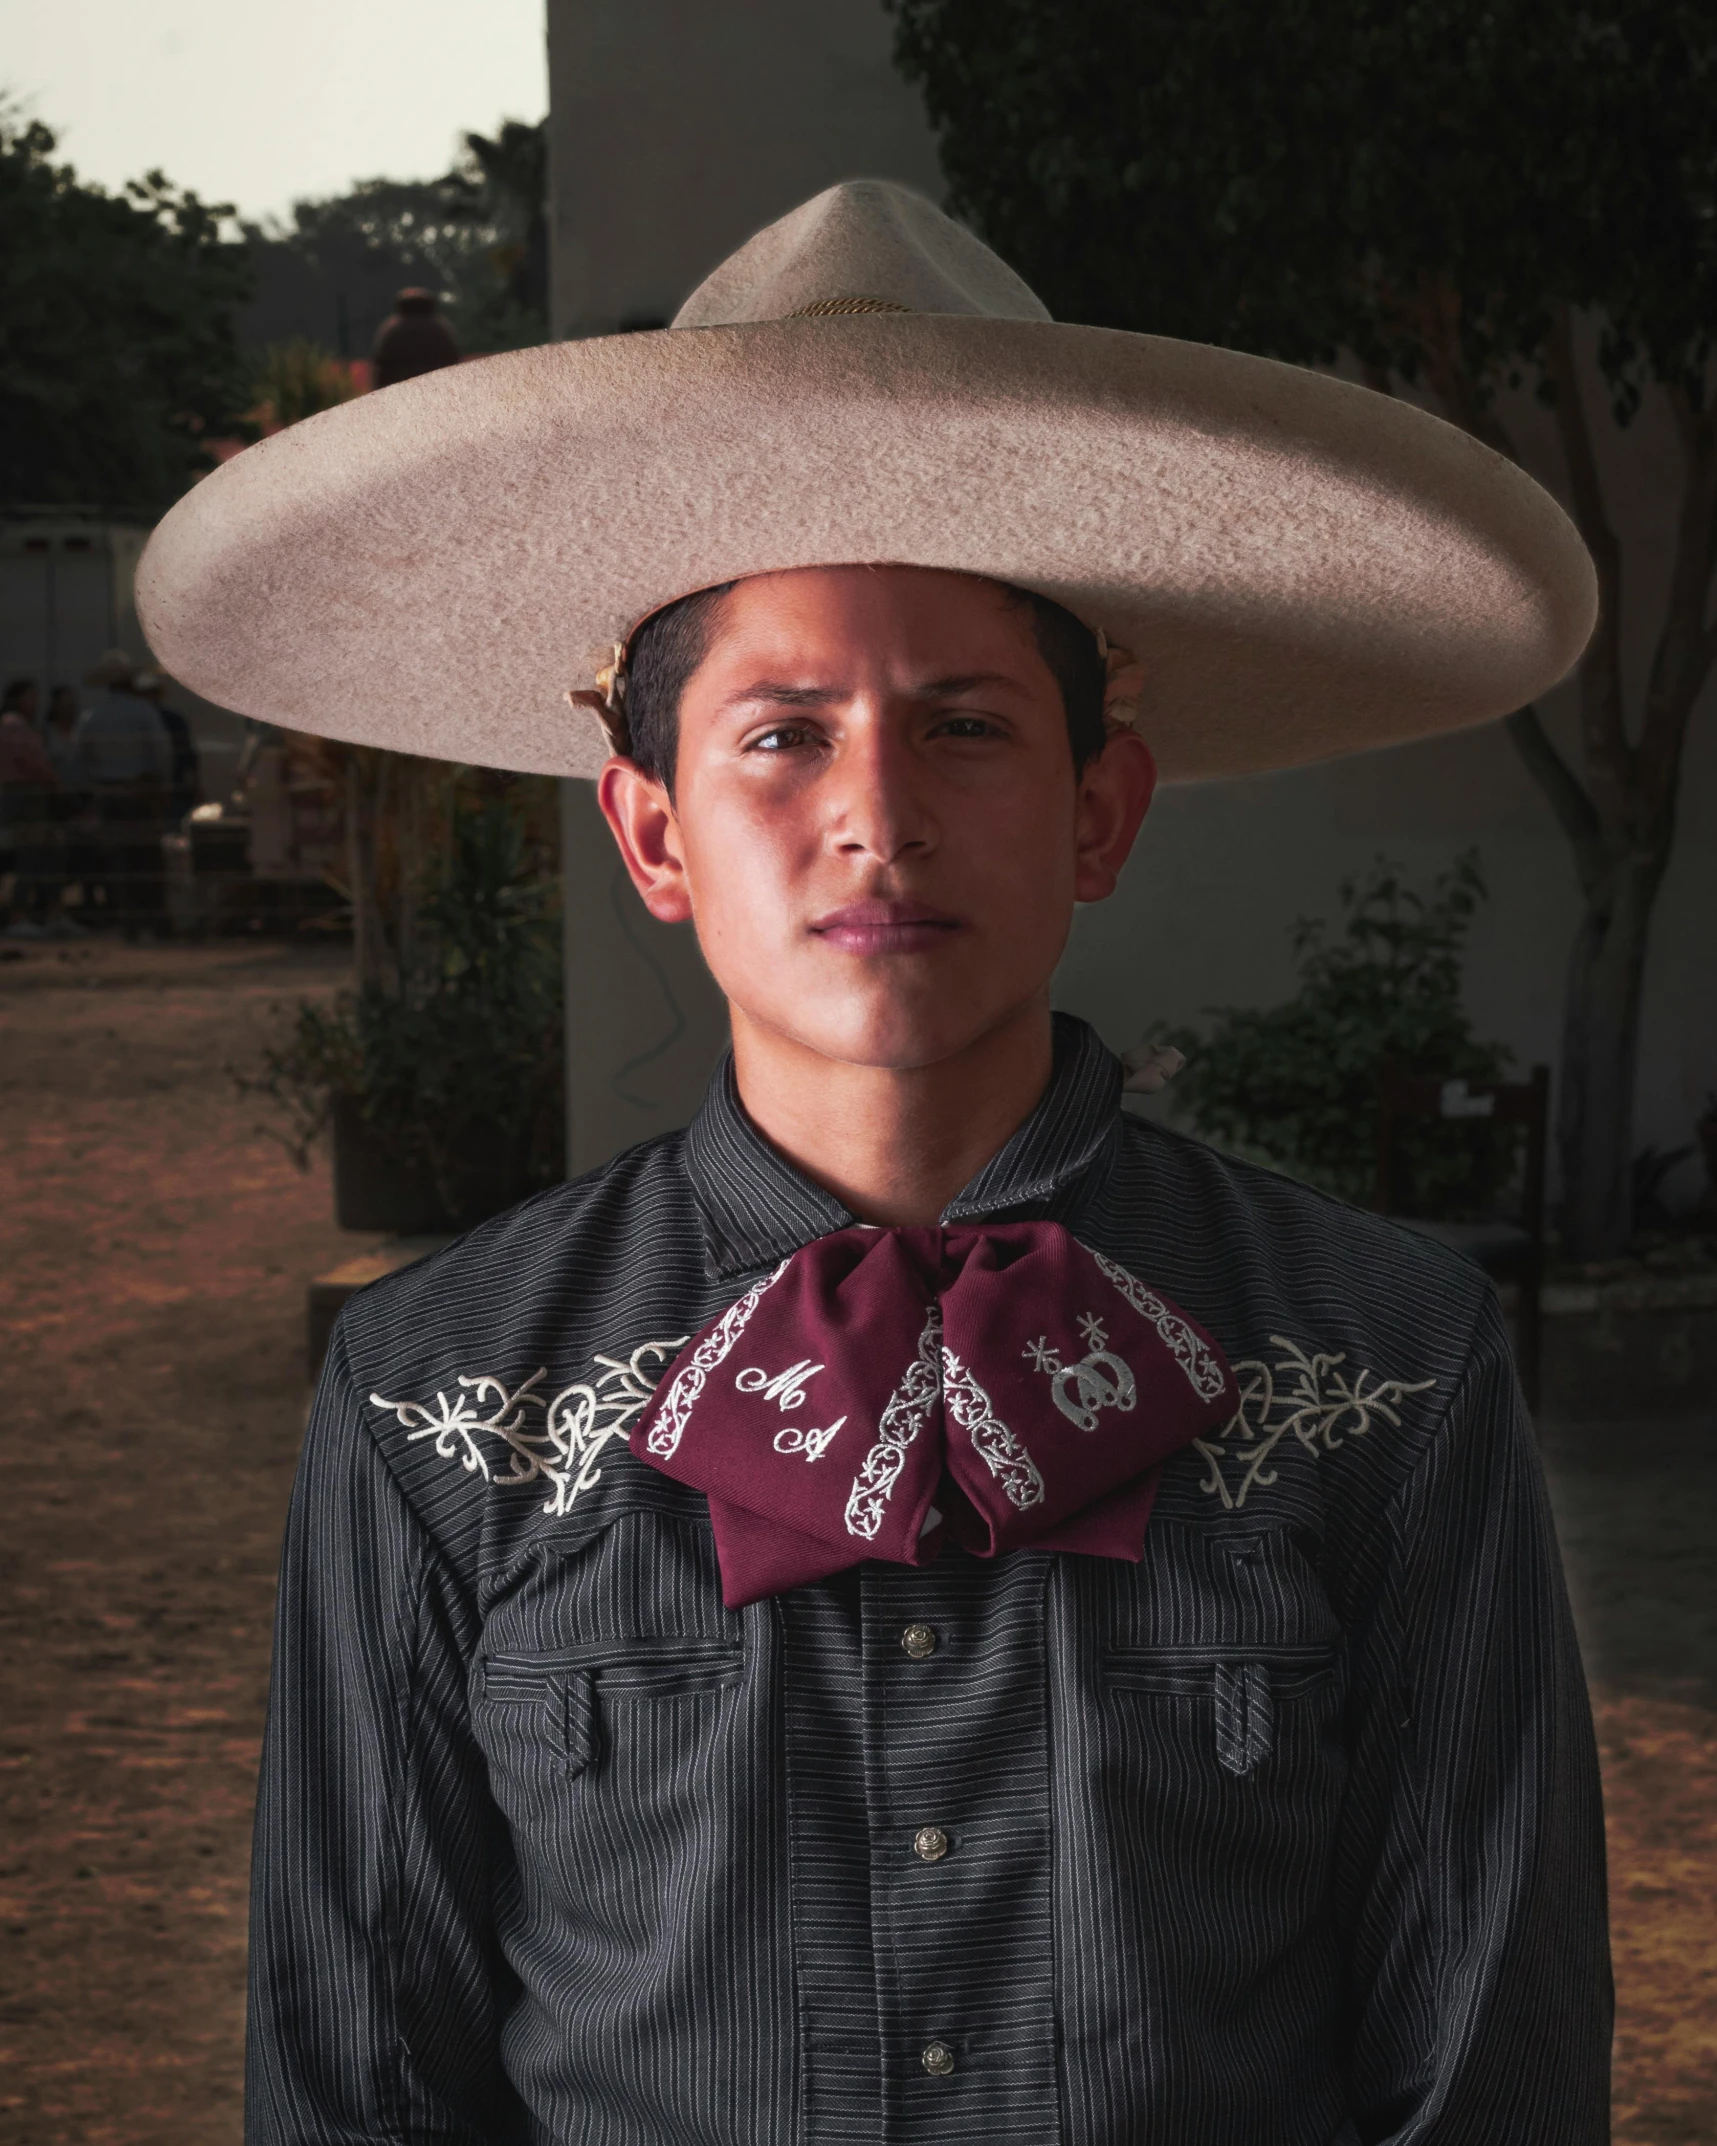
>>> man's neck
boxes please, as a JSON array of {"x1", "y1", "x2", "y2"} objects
[{"x1": 729, "y1": 998, "x2": 1056, "y2": 1227}]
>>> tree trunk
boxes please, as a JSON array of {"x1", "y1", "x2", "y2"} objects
[
  {"x1": 345, "y1": 753, "x2": 395, "y2": 995},
  {"x1": 1494, "y1": 330, "x2": 1717, "y2": 1264},
  {"x1": 1554, "y1": 848, "x2": 1666, "y2": 1258}
]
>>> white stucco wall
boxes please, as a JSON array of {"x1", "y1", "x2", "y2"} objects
[{"x1": 548, "y1": 0, "x2": 1717, "y2": 1196}]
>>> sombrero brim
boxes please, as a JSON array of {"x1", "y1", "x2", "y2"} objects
[{"x1": 137, "y1": 315, "x2": 1595, "y2": 782}]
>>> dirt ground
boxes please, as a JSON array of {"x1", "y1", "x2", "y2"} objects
[{"x1": 0, "y1": 940, "x2": 1712, "y2": 2143}]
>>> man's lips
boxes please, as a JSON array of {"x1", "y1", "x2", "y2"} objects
[{"x1": 808, "y1": 900, "x2": 967, "y2": 955}]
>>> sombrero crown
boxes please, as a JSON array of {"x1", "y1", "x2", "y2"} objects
[{"x1": 137, "y1": 179, "x2": 1594, "y2": 781}]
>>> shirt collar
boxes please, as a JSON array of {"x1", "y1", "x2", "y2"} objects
[{"x1": 684, "y1": 1013, "x2": 1125, "y2": 1279}]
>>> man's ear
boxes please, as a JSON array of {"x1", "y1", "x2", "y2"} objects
[
  {"x1": 596, "y1": 758, "x2": 694, "y2": 924},
  {"x1": 1072, "y1": 731, "x2": 1157, "y2": 903}
]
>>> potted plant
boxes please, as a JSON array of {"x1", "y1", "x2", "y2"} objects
[
  {"x1": 253, "y1": 772, "x2": 564, "y2": 1231},
  {"x1": 1153, "y1": 852, "x2": 1517, "y2": 1220}
]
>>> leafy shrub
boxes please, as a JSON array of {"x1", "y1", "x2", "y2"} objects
[
  {"x1": 1157, "y1": 853, "x2": 1518, "y2": 1219},
  {"x1": 253, "y1": 792, "x2": 563, "y2": 1217}
]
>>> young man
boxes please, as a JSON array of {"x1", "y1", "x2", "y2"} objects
[{"x1": 140, "y1": 182, "x2": 1610, "y2": 2143}]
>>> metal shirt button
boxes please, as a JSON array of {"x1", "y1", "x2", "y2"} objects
[
  {"x1": 913, "y1": 1825, "x2": 950, "y2": 1863},
  {"x1": 921, "y1": 2040, "x2": 956, "y2": 2077},
  {"x1": 901, "y1": 1622, "x2": 939, "y2": 1660}
]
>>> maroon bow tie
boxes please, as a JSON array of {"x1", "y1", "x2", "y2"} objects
[{"x1": 632, "y1": 1221, "x2": 1236, "y2": 1608}]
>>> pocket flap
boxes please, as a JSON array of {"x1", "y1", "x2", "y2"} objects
[
  {"x1": 478, "y1": 1663, "x2": 596, "y2": 1776},
  {"x1": 1212, "y1": 1660, "x2": 1272, "y2": 1777}
]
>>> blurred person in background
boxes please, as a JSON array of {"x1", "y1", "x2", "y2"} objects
[
  {"x1": 43, "y1": 683, "x2": 88, "y2": 791},
  {"x1": 133, "y1": 669, "x2": 202, "y2": 822},
  {"x1": 82, "y1": 650, "x2": 171, "y2": 937},
  {"x1": 1, "y1": 676, "x2": 63, "y2": 936},
  {"x1": 2, "y1": 676, "x2": 43, "y2": 736},
  {"x1": 43, "y1": 685, "x2": 98, "y2": 930},
  {"x1": 371, "y1": 286, "x2": 459, "y2": 389}
]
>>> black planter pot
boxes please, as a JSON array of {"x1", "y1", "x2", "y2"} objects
[{"x1": 330, "y1": 1094, "x2": 534, "y2": 1233}]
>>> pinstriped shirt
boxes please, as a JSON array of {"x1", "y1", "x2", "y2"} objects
[{"x1": 250, "y1": 1016, "x2": 1611, "y2": 2145}]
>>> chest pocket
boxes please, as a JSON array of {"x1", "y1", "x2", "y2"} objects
[
  {"x1": 1103, "y1": 1643, "x2": 1339, "y2": 1778},
  {"x1": 477, "y1": 1638, "x2": 744, "y2": 1792}
]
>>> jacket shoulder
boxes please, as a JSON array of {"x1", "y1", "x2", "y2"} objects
[
  {"x1": 331, "y1": 1126, "x2": 705, "y2": 1404},
  {"x1": 1112, "y1": 1112, "x2": 1493, "y2": 1345},
  {"x1": 1097, "y1": 1115, "x2": 1502, "y2": 1541}
]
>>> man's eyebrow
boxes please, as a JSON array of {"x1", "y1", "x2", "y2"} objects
[
  {"x1": 721, "y1": 682, "x2": 844, "y2": 710},
  {"x1": 720, "y1": 670, "x2": 1023, "y2": 710},
  {"x1": 904, "y1": 671, "x2": 1021, "y2": 700}
]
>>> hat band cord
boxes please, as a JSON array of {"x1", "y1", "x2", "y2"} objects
[{"x1": 786, "y1": 296, "x2": 914, "y2": 318}]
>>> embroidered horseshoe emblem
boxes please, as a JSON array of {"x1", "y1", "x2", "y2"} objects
[
  {"x1": 1049, "y1": 1350, "x2": 1137, "y2": 1432},
  {"x1": 1024, "y1": 1314, "x2": 1139, "y2": 1433}
]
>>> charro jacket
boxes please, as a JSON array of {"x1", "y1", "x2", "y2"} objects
[{"x1": 248, "y1": 1017, "x2": 1610, "y2": 2145}]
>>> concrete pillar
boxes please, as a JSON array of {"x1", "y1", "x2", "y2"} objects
[{"x1": 559, "y1": 779, "x2": 730, "y2": 1173}]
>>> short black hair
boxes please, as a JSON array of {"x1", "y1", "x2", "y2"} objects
[
  {"x1": 624, "y1": 583, "x2": 736, "y2": 787},
  {"x1": 3, "y1": 676, "x2": 37, "y2": 712},
  {"x1": 622, "y1": 577, "x2": 1107, "y2": 790}
]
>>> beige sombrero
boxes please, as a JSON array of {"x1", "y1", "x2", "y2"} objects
[{"x1": 137, "y1": 180, "x2": 1595, "y2": 783}]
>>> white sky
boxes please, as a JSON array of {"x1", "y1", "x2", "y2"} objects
[{"x1": 3, "y1": 0, "x2": 548, "y2": 223}]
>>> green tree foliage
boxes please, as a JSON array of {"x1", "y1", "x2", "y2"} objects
[
  {"x1": 246, "y1": 118, "x2": 549, "y2": 359},
  {"x1": 0, "y1": 114, "x2": 253, "y2": 509},
  {"x1": 889, "y1": 0, "x2": 1717, "y2": 1255},
  {"x1": 458, "y1": 119, "x2": 549, "y2": 341},
  {"x1": 1158, "y1": 855, "x2": 1516, "y2": 1218}
]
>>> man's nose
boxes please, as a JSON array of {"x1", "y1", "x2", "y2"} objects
[{"x1": 826, "y1": 714, "x2": 937, "y2": 864}]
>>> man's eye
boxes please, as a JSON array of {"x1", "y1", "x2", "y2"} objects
[
  {"x1": 747, "y1": 724, "x2": 818, "y2": 753},
  {"x1": 932, "y1": 715, "x2": 1002, "y2": 739}
]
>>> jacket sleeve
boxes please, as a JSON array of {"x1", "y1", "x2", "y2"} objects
[
  {"x1": 246, "y1": 1326, "x2": 527, "y2": 2145},
  {"x1": 1337, "y1": 1293, "x2": 1612, "y2": 2143}
]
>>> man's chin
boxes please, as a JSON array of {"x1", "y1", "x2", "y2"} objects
[{"x1": 733, "y1": 992, "x2": 1047, "y2": 1077}]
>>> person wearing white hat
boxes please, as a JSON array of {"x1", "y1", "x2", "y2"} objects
[{"x1": 144, "y1": 184, "x2": 1608, "y2": 2144}]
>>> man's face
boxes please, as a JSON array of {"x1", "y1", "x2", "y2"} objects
[{"x1": 599, "y1": 565, "x2": 1154, "y2": 1073}]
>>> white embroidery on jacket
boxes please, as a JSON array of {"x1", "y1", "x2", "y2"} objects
[
  {"x1": 942, "y1": 1346, "x2": 1045, "y2": 1511},
  {"x1": 645, "y1": 1259, "x2": 791, "y2": 1459},
  {"x1": 845, "y1": 1300, "x2": 942, "y2": 1540},
  {"x1": 1190, "y1": 1337, "x2": 1436, "y2": 1511},
  {"x1": 371, "y1": 1337, "x2": 687, "y2": 1517},
  {"x1": 1091, "y1": 1250, "x2": 1228, "y2": 1402}
]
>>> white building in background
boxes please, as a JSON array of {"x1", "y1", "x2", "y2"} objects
[
  {"x1": 0, "y1": 512, "x2": 251, "y2": 803},
  {"x1": 0, "y1": 516, "x2": 150, "y2": 689},
  {"x1": 547, "y1": 0, "x2": 1716, "y2": 1196}
]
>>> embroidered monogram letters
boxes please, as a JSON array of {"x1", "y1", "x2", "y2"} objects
[
  {"x1": 737, "y1": 1355, "x2": 845, "y2": 1463},
  {"x1": 736, "y1": 1359, "x2": 824, "y2": 1409},
  {"x1": 772, "y1": 1419, "x2": 847, "y2": 1463}
]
